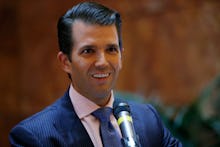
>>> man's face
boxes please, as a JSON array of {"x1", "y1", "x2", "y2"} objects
[{"x1": 67, "y1": 20, "x2": 122, "y2": 106}]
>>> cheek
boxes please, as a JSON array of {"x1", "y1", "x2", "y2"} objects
[
  {"x1": 112, "y1": 61, "x2": 122, "y2": 73},
  {"x1": 71, "y1": 60, "x2": 91, "y2": 77},
  {"x1": 116, "y1": 57, "x2": 122, "y2": 70}
]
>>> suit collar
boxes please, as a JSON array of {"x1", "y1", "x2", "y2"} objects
[{"x1": 53, "y1": 90, "x2": 93, "y2": 146}]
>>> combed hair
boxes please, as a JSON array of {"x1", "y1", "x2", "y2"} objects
[{"x1": 57, "y1": 2, "x2": 122, "y2": 60}]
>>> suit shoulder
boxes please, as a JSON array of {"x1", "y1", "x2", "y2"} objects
[
  {"x1": 12, "y1": 98, "x2": 63, "y2": 133},
  {"x1": 128, "y1": 101, "x2": 158, "y2": 114},
  {"x1": 128, "y1": 101, "x2": 163, "y2": 127}
]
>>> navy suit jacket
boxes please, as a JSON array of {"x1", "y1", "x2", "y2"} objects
[{"x1": 9, "y1": 91, "x2": 182, "y2": 147}]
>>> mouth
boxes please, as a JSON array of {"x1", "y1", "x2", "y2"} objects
[{"x1": 92, "y1": 73, "x2": 110, "y2": 79}]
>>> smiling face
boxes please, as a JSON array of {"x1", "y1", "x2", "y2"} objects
[{"x1": 58, "y1": 20, "x2": 122, "y2": 106}]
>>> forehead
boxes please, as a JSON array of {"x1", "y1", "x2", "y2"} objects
[{"x1": 71, "y1": 20, "x2": 118, "y2": 44}]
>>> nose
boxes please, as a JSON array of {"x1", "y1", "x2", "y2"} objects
[{"x1": 95, "y1": 53, "x2": 108, "y2": 69}]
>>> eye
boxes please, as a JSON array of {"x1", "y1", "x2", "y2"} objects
[
  {"x1": 81, "y1": 48, "x2": 95, "y2": 54},
  {"x1": 106, "y1": 45, "x2": 119, "y2": 54}
]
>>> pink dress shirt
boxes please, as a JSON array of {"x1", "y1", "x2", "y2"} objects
[{"x1": 69, "y1": 85, "x2": 121, "y2": 147}]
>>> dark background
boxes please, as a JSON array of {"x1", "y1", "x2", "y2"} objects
[{"x1": 1, "y1": 0, "x2": 220, "y2": 146}]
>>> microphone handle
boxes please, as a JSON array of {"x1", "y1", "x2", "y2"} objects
[{"x1": 118, "y1": 111, "x2": 141, "y2": 147}]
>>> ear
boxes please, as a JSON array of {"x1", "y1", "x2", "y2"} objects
[{"x1": 57, "y1": 51, "x2": 72, "y2": 74}]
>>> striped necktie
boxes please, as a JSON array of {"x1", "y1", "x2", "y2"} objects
[{"x1": 92, "y1": 107, "x2": 122, "y2": 147}]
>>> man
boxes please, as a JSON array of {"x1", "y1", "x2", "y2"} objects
[{"x1": 9, "y1": 2, "x2": 182, "y2": 147}]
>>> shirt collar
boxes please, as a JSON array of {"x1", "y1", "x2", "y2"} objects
[{"x1": 69, "y1": 84, "x2": 114, "y2": 119}]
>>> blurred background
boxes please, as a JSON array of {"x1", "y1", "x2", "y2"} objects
[{"x1": 0, "y1": 0, "x2": 220, "y2": 146}]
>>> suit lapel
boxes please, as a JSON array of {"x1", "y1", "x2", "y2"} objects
[{"x1": 53, "y1": 91, "x2": 94, "y2": 146}]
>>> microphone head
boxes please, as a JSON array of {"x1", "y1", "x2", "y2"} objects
[{"x1": 113, "y1": 100, "x2": 131, "y2": 118}]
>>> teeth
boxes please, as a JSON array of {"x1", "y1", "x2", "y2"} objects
[{"x1": 92, "y1": 73, "x2": 109, "y2": 78}]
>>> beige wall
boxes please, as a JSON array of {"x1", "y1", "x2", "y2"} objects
[{"x1": 1, "y1": 0, "x2": 220, "y2": 146}]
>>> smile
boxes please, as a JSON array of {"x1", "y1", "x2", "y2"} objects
[{"x1": 92, "y1": 73, "x2": 110, "y2": 78}]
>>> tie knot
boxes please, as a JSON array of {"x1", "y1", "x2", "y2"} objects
[{"x1": 92, "y1": 107, "x2": 112, "y2": 122}]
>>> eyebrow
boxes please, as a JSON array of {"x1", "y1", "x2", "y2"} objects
[
  {"x1": 106, "y1": 43, "x2": 119, "y2": 48},
  {"x1": 80, "y1": 43, "x2": 119, "y2": 49},
  {"x1": 81, "y1": 45, "x2": 96, "y2": 49}
]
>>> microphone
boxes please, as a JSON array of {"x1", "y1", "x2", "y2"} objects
[{"x1": 113, "y1": 101, "x2": 141, "y2": 147}]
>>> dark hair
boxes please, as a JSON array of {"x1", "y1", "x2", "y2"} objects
[{"x1": 57, "y1": 2, "x2": 122, "y2": 60}]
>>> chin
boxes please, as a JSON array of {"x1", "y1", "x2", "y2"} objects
[{"x1": 94, "y1": 91, "x2": 111, "y2": 99}]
